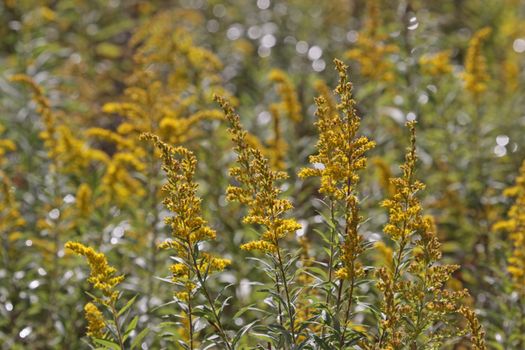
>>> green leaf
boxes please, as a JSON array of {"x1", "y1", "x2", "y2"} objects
[
  {"x1": 93, "y1": 338, "x2": 121, "y2": 350},
  {"x1": 123, "y1": 315, "x2": 139, "y2": 341},
  {"x1": 131, "y1": 328, "x2": 149, "y2": 349},
  {"x1": 118, "y1": 295, "x2": 138, "y2": 317}
]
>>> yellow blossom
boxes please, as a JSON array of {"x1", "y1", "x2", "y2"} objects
[
  {"x1": 76, "y1": 183, "x2": 93, "y2": 218},
  {"x1": 142, "y1": 133, "x2": 229, "y2": 278},
  {"x1": 268, "y1": 69, "x2": 302, "y2": 122},
  {"x1": 216, "y1": 94, "x2": 300, "y2": 342},
  {"x1": 420, "y1": 51, "x2": 453, "y2": 76},
  {"x1": 299, "y1": 59, "x2": 375, "y2": 200},
  {"x1": 462, "y1": 27, "x2": 492, "y2": 97},
  {"x1": 375, "y1": 122, "x2": 485, "y2": 349},
  {"x1": 215, "y1": 95, "x2": 301, "y2": 251},
  {"x1": 345, "y1": 2, "x2": 398, "y2": 83},
  {"x1": 84, "y1": 302, "x2": 105, "y2": 338},
  {"x1": 10, "y1": 75, "x2": 104, "y2": 175},
  {"x1": 299, "y1": 59, "x2": 374, "y2": 287},
  {"x1": 494, "y1": 160, "x2": 525, "y2": 295},
  {"x1": 65, "y1": 242, "x2": 124, "y2": 302}
]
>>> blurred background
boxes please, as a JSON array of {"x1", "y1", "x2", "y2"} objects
[{"x1": 1, "y1": 0, "x2": 524, "y2": 348}]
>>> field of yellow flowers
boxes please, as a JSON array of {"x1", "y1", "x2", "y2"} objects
[{"x1": 1, "y1": 1, "x2": 525, "y2": 349}]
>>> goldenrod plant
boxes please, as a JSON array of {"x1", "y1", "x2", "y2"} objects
[
  {"x1": 373, "y1": 122, "x2": 485, "y2": 349},
  {"x1": 299, "y1": 59, "x2": 375, "y2": 348},
  {"x1": 2, "y1": 1, "x2": 525, "y2": 348},
  {"x1": 493, "y1": 160, "x2": 525, "y2": 348},
  {"x1": 216, "y1": 94, "x2": 303, "y2": 348},
  {"x1": 64, "y1": 242, "x2": 147, "y2": 349},
  {"x1": 142, "y1": 133, "x2": 233, "y2": 349}
]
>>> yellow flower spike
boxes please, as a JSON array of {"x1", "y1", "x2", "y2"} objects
[
  {"x1": 240, "y1": 240, "x2": 277, "y2": 253},
  {"x1": 84, "y1": 302, "x2": 106, "y2": 338},
  {"x1": 11, "y1": 75, "x2": 100, "y2": 175},
  {"x1": 494, "y1": 160, "x2": 525, "y2": 296},
  {"x1": 215, "y1": 94, "x2": 301, "y2": 251},
  {"x1": 268, "y1": 69, "x2": 302, "y2": 123},
  {"x1": 300, "y1": 59, "x2": 375, "y2": 200},
  {"x1": 142, "y1": 133, "x2": 215, "y2": 244},
  {"x1": 142, "y1": 131, "x2": 232, "y2": 349},
  {"x1": 344, "y1": 2, "x2": 398, "y2": 83},
  {"x1": 216, "y1": 94, "x2": 301, "y2": 343},
  {"x1": 462, "y1": 27, "x2": 492, "y2": 97},
  {"x1": 0, "y1": 174, "x2": 25, "y2": 243},
  {"x1": 76, "y1": 183, "x2": 93, "y2": 218},
  {"x1": 65, "y1": 242, "x2": 124, "y2": 302},
  {"x1": 419, "y1": 51, "x2": 453, "y2": 76},
  {"x1": 376, "y1": 122, "x2": 486, "y2": 349},
  {"x1": 300, "y1": 61, "x2": 374, "y2": 334}
]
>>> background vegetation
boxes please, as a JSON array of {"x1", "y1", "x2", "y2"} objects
[{"x1": 1, "y1": 0, "x2": 524, "y2": 349}]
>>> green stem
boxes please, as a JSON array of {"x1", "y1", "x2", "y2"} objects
[{"x1": 110, "y1": 302, "x2": 125, "y2": 350}]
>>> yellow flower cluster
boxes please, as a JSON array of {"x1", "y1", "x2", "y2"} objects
[
  {"x1": 381, "y1": 125, "x2": 425, "y2": 242},
  {"x1": 299, "y1": 62, "x2": 375, "y2": 350},
  {"x1": 215, "y1": 95, "x2": 301, "y2": 253},
  {"x1": 345, "y1": 2, "x2": 397, "y2": 83},
  {"x1": 65, "y1": 242, "x2": 124, "y2": 302},
  {"x1": 376, "y1": 122, "x2": 485, "y2": 349},
  {"x1": 493, "y1": 160, "x2": 525, "y2": 294},
  {"x1": 267, "y1": 105, "x2": 288, "y2": 170},
  {"x1": 84, "y1": 302, "x2": 105, "y2": 338},
  {"x1": 10, "y1": 75, "x2": 106, "y2": 175},
  {"x1": 301, "y1": 59, "x2": 374, "y2": 287},
  {"x1": 0, "y1": 174, "x2": 25, "y2": 243},
  {"x1": 462, "y1": 27, "x2": 492, "y2": 96},
  {"x1": 142, "y1": 133, "x2": 230, "y2": 284},
  {"x1": 419, "y1": 51, "x2": 453, "y2": 76},
  {"x1": 459, "y1": 306, "x2": 487, "y2": 350},
  {"x1": 268, "y1": 69, "x2": 302, "y2": 123},
  {"x1": 81, "y1": 9, "x2": 229, "y2": 207},
  {"x1": 299, "y1": 59, "x2": 375, "y2": 201},
  {"x1": 75, "y1": 183, "x2": 93, "y2": 218},
  {"x1": 0, "y1": 125, "x2": 16, "y2": 165}
]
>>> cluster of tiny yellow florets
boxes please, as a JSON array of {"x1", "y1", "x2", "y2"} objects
[
  {"x1": 300, "y1": 59, "x2": 374, "y2": 283},
  {"x1": 345, "y1": 2, "x2": 398, "y2": 83},
  {"x1": 0, "y1": 174, "x2": 25, "y2": 243},
  {"x1": 493, "y1": 160, "x2": 525, "y2": 295},
  {"x1": 419, "y1": 51, "x2": 453, "y2": 76},
  {"x1": 75, "y1": 183, "x2": 93, "y2": 218},
  {"x1": 375, "y1": 122, "x2": 485, "y2": 349},
  {"x1": 216, "y1": 93, "x2": 302, "y2": 344},
  {"x1": 65, "y1": 242, "x2": 124, "y2": 303},
  {"x1": 462, "y1": 27, "x2": 492, "y2": 96},
  {"x1": 0, "y1": 125, "x2": 16, "y2": 165},
  {"x1": 215, "y1": 95, "x2": 301, "y2": 253},
  {"x1": 381, "y1": 123, "x2": 425, "y2": 242},
  {"x1": 141, "y1": 133, "x2": 230, "y2": 292},
  {"x1": 268, "y1": 69, "x2": 302, "y2": 123},
  {"x1": 299, "y1": 59, "x2": 375, "y2": 201},
  {"x1": 10, "y1": 75, "x2": 105, "y2": 176},
  {"x1": 84, "y1": 302, "x2": 106, "y2": 338}
]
